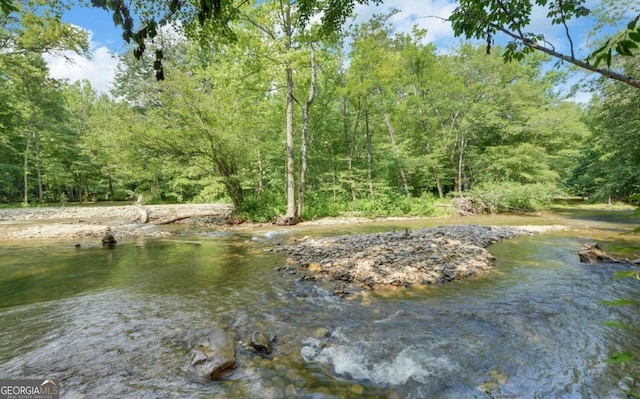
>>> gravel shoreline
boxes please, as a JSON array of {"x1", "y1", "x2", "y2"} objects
[{"x1": 0, "y1": 204, "x2": 233, "y2": 240}]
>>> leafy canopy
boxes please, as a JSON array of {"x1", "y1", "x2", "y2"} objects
[{"x1": 88, "y1": 0, "x2": 379, "y2": 80}]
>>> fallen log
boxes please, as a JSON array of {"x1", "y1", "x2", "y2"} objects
[{"x1": 151, "y1": 214, "x2": 225, "y2": 225}]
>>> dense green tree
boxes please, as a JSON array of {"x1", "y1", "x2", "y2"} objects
[
  {"x1": 0, "y1": 0, "x2": 89, "y2": 203},
  {"x1": 0, "y1": 1, "x2": 605, "y2": 215},
  {"x1": 575, "y1": 57, "x2": 640, "y2": 200},
  {"x1": 1, "y1": 0, "x2": 88, "y2": 56}
]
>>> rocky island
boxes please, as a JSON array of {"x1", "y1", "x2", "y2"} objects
[{"x1": 273, "y1": 224, "x2": 565, "y2": 292}]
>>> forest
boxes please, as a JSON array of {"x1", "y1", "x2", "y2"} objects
[{"x1": 1, "y1": 0, "x2": 639, "y2": 223}]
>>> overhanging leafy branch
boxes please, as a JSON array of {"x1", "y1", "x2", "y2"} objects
[{"x1": 449, "y1": 0, "x2": 640, "y2": 89}]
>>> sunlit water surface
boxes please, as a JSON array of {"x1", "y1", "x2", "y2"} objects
[{"x1": 1, "y1": 209, "x2": 639, "y2": 398}]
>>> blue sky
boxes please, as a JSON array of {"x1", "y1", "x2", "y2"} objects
[
  {"x1": 62, "y1": 6, "x2": 128, "y2": 53},
  {"x1": 43, "y1": 0, "x2": 609, "y2": 101}
]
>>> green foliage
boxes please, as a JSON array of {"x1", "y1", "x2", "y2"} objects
[
  {"x1": 301, "y1": 193, "x2": 343, "y2": 220},
  {"x1": 605, "y1": 351, "x2": 634, "y2": 364},
  {"x1": 468, "y1": 182, "x2": 563, "y2": 213},
  {"x1": 600, "y1": 298, "x2": 636, "y2": 306},
  {"x1": 234, "y1": 191, "x2": 283, "y2": 223},
  {"x1": 588, "y1": 14, "x2": 640, "y2": 68},
  {"x1": 0, "y1": 1, "x2": 631, "y2": 224},
  {"x1": 348, "y1": 192, "x2": 435, "y2": 218},
  {"x1": 614, "y1": 270, "x2": 640, "y2": 281},
  {"x1": 471, "y1": 143, "x2": 560, "y2": 186},
  {"x1": 0, "y1": 0, "x2": 17, "y2": 15},
  {"x1": 575, "y1": 63, "x2": 640, "y2": 200}
]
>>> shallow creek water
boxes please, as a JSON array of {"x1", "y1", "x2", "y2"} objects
[{"x1": 1, "y1": 209, "x2": 639, "y2": 398}]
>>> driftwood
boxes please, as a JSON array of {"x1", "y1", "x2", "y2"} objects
[
  {"x1": 579, "y1": 242, "x2": 640, "y2": 265},
  {"x1": 275, "y1": 215, "x2": 299, "y2": 226},
  {"x1": 131, "y1": 205, "x2": 229, "y2": 225},
  {"x1": 151, "y1": 215, "x2": 198, "y2": 225}
]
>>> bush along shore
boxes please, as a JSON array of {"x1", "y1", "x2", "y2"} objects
[{"x1": 272, "y1": 224, "x2": 565, "y2": 294}]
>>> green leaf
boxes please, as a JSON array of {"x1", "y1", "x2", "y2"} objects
[
  {"x1": 604, "y1": 351, "x2": 633, "y2": 364},
  {"x1": 592, "y1": 54, "x2": 603, "y2": 68},
  {"x1": 620, "y1": 40, "x2": 638, "y2": 49},
  {"x1": 614, "y1": 270, "x2": 639, "y2": 280},
  {"x1": 623, "y1": 390, "x2": 640, "y2": 399},
  {"x1": 600, "y1": 299, "x2": 636, "y2": 306},
  {"x1": 605, "y1": 320, "x2": 632, "y2": 330},
  {"x1": 590, "y1": 40, "x2": 610, "y2": 57},
  {"x1": 630, "y1": 32, "x2": 640, "y2": 42},
  {"x1": 628, "y1": 15, "x2": 640, "y2": 30},
  {"x1": 0, "y1": 0, "x2": 18, "y2": 15},
  {"x1": 112, "y1": 12, "x2": 123, "y2": 27},
  {"x1": 616, "y1": 42, "x2": 633, "y2": 56}
]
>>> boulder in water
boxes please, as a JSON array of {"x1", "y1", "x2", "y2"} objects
[
  {"x1": 579, "y1": 242, "x2": 620, "y2": 264},
  {"x1": 578, "y1": 242, "x2": 640, "y2": 265},
  {"x1": 190, "y1": 328, "x2": 236, "y2": 380},
  {"x1": 246, "y1": 331, "x2": 277, "y2": 355},
  {"x1": 101, "y1": 227, "x2": 117, "y2": 248}
]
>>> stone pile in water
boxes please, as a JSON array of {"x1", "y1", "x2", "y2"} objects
[{"x1": 274, "y1": 224, "x2": 551, "y2": 291}]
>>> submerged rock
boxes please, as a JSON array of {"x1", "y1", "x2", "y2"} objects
[
  {"x1": 273, "y1": 224, "x2": 562, "y2": 291},
  {"x1": 101, "y1": 227, "x2": 117, "y2": 248},
  {"x1": 245, "y1": 331, "x2": 277, "y2": 355},
  {"x1": 190, "y1": 328, "x2": 236, "y2": 380}
]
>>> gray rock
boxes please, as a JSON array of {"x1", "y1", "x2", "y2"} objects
[
  {"x1": 246, "y1": 331, "x2": 276, "y2": 355},
  {"x1": 190, "y1": 328, "x2": 236, "y2": 380},
  {"x1": 274, "y1": 224, "x2": 539, "y2": 291},
  {"x1": 101, "y1": 227, "x2": 117, "y2": 248}
]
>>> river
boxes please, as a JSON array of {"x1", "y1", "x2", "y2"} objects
[{"x1": 0, "y1": 208, "x2": 639, "y2": 398}]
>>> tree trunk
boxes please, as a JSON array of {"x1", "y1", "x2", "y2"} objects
[
  {"x1": 364, "y1": 97, "x2": 374, "y2": 200},
  {"x1": 34, "y1": 130, "x2": 43, "y2": 202},
  {"x1": 343, "y1": 95, "x2": 358, "y2": 202},
  {"x1": 382, "y1": 113, "x2": 409, "y2": 197},
  {"x1": 433, "y1": 165, "x2": 443, "y2": 199},
  {"x1": 332, "y1": 165, "x2": 337, "y2": 200},
  {"x1": 256, "y1": 146, "x2": 264, "y2": 195},
  {"x1": 458, "y1": 132, "x2": 467, "y2": 193},
  {"x1": 457, "y1": 133, "x2": 466, "y2": 193},
  {"x1": 213, "y1": 153, "x2": 244, "y2": 209},
  {"x1": 297, "y1": 43, "x2": 317, "y2": 218},
  {"x1": 284, "y1": 65, "x2": 297, "y2": 223},
  {"x1": 108, "y1": 175, "x2": 114, "y2": 200},
  {"x1": 224, "y1": 176, "x2": 244, "y2": 209},
  {"x1": 23, "y1": 130, "x2": 31, "y2": 205}
]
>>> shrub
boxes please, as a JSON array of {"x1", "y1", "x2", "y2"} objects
[
  {"x1": 348, "y1": 192, "x2": 435, "y2": 218},
  {"x1": 302, "y1": 193, "x2": 343, "y2": 220},
  {"x1": 467, "y1": 182, "x2": 564, "y2": 213},
  {"x1": 234, "y1": 191, "x2": 283, "y2": 223}
]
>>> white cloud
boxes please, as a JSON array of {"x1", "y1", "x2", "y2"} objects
[
  {"x1": 353, "y1": 0, "x2": 457, "y2": 47},
  {"x1": 44, "y1": 30, "x2": 119, "y2": 95},
  {"x1": 567, "y1": 91, "x2": 593, "y2": 104},
  {"x1": 352, "y1": 0, "x2": 602, "y2": 58}
]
